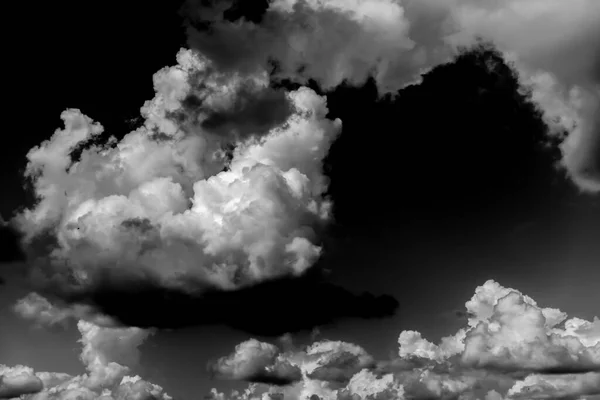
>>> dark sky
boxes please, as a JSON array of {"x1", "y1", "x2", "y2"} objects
[{"x1": 1, "y1": 1, "x2": 599, "y2": 400}]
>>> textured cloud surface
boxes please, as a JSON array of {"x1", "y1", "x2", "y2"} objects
[
  {"x1": 10, "y1": 45, "x2": 403, "y2": 333},
  {"x1": 19, "y1": 50, "x2": 339, "y2": 290},
  {"x1": 185, "y1": 0, "x2": 600, "y2": 191},
  {"x1": 209, "y1": 280, "x2": 600, "y2": 400},
  {"x1": 0, "y1": 321, "x2": 169, "y2": 400},
  {"x1": 209, "y1": 339, "x2": 303, "y2": 385}
]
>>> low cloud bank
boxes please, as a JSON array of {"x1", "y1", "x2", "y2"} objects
[{"x1": 208, "y1": 280, "x2": 600, "y2": 400}]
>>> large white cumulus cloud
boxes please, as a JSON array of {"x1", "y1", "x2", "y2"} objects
[
  {"x1": 16, "y1": 48, "x2": 341, "y2": 315},
  {"x1": 186, "y1": 0, "x2": 600, "y2": 192},
  {"x1": 209, "y1": 280, "x2": 600, "y2": 400}
]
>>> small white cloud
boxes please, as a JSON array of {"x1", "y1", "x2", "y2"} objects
[
  {"x1": 211, "y1": 339, "x2": 302, "y2": 385},
  {"x1": 16, "y1": 51, "x2": 342, "y2": 320}
]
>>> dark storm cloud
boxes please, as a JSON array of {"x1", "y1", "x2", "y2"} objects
[
  {"x1": 39, "y1": 268, "x2": 398, "y2": 337},
  {"x1": 13, "y1": 66, "x2": 345, "y2": 332},
  {"x1": 193, "y1": 278, "x2": 600, "y2": 400}
]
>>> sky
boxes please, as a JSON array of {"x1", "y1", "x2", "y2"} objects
[{"x1": 0, "y1": 0, "x2": 599, "y2": 400}]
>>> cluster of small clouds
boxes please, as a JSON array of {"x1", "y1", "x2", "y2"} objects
[
  {"x1": 4, "y1": 281, "x2": 597, "y2": 398},
  {"x1": 0, "y1": 321, "x2": 170, "y2": 400},
  {"x1": 208, "y1": 280, "x2": 600, "y2": 400}
]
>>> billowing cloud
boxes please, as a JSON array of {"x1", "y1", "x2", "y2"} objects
[
  {"x1": 18, "y1": 52, "x2": 338, "y2": 283},
  {"x1": 77, "y1": 320, "x2": 153, "y2": 389},
  {"x1": 11, "y1": 46, "x2": 398, "y2": 334},
  {"x1": 0, "y1": 320, "x2": 170, "y2": 400},
  {"x1": 209, "y1": 280, "x2": 600, "y2": 400},
  {"x1": 210, "y1": 337, "x2": 382, "y2": 398},
  {"x1": 460, "y1": 292, "x2": 600, "y2": 374},
  {"x1": 184, "y1": 0, "x2": 600, "y2": 191}
]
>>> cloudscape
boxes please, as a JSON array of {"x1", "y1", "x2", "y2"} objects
[{"x1": 1, "y1": 0, "x2": 599, "y2": 399}]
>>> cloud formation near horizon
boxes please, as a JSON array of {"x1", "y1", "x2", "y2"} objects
[
  {"x1": 18, "y1": 51, "x2": 338, "y2": 289},
  {"x1": 0, "y1": 321, "x2": 170, "y2": 400},
  {"x1": 208, "y1": 280, "x2": 600, "y2": 400},
  {"x1": 5, "y1": 281, "x2": 598, "y2": 400},
  {"x1": 0, "y1": 366, "x2": 43, "y2": 399}
]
